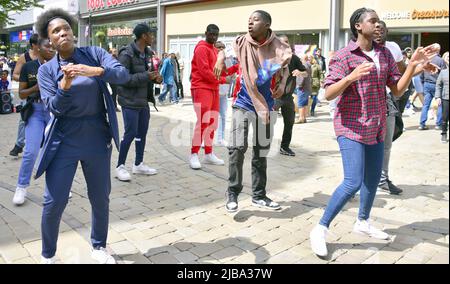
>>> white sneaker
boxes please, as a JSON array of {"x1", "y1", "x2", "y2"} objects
[
  {"x1": 189, "y1": 153, "x2": 202, "y2": 169},
  {"x1": 91, "y1": 247, "x2": 116, "y2": 264},
  {"x1": 353, "y1": 219, "x2": 390, "y2": 240},
  {"x1": 12, "y1": 187, "x2": 27, "y2": 205},
  {"x1": 40, "y1": 256, "x2": 56, "y2": 264},
  {"x1": 116, "y1": 165, "x2": 131, "y2": 181},
  {"x1": 310, "y1": 224, "x2": 328, "y2": 257},
  {"x1": 132, "y1": 162, "x2": 157, "y2": 175},
  {"x1": 405, "y1": 107, "x2": 415, "y2": 117},
  {"x1": 203, "y1": 153, "x2": 225, "y2": 166}
]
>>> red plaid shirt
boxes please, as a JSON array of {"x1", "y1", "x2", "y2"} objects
[{"x1": 324, "y1": 40, "x2": 401, "y2": 145}]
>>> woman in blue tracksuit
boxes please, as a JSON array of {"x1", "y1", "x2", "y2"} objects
[{"x1": 35, "y1": 9, "x2": 130, "y2": 264}]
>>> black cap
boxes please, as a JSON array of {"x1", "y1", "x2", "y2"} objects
[{"x1": 133, "y1": 23, "x2": 152, "y2": 39}]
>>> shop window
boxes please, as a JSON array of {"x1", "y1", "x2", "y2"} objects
[
  {"x1": 280, "y1": 32, "x2": 320, "y2": 55},
  {"x1": 91, "y1": 19, "x2": 157, "y2": 51},
  {"x1": 387, "y1": 33, "x2": 412, "y2": 51}
]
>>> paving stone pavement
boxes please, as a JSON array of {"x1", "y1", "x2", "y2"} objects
[{"x1": 0, "y1": 97, "x2": 448, "y2": 264}]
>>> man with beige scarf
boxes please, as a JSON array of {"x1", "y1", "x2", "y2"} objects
[{"x1": 215, "y1": 10, "x2": 292, "y2": 213}]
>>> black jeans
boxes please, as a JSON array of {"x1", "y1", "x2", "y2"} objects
[
  {"x1": 396, "y1": 88, "x2": 412, "y2": 114},
  {"x1": 110, "y1": 84, "x2": 118, "y2": 108},
  {"x1": 275, "y1": 95, "x2": 295, "y2": 149},
  {"x1": 442, "y1": 99, "x2": 449, "y2": 135},
  {"x1": 227, "y1": 107, "x2": 276, "y2": 199}
]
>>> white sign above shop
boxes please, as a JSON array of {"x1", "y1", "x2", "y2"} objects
[{"x1": 87, "y1": 0, "x2": 140, "y2": 11}]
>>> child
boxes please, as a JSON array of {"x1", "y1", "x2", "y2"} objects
[{"x1": 0, "y1": 70, "x2": 11, "y2": 92}]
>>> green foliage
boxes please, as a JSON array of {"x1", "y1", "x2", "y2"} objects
[{"x1": 0, "y1": 0, "x2": 44, "y2": 26}]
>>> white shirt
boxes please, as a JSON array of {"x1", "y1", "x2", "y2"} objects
[
  {"x1": 384, "y1": 41, "x2": 404, "y2": 94},
  {"x1": 362, "y1": 49, "x2": 380, "y2": 75},
  {"x1": 385, "y1": 41, "x2": 404, "y2": 63}
]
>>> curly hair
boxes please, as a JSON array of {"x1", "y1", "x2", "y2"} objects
[{"x1": 35, "y1": 8, "x2": 77, "y2": 39}]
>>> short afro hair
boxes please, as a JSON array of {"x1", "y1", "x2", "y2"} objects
[
  {"x1": 35, "y1": 8, "x2": 77, "y2": 39},
  {"x1": 253, "y1": 10, "x2": 272, "y2": 26}
]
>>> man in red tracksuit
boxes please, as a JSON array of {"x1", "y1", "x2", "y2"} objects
[{"x1": 189, "y1": 24, "x2": 225, "y2": 169}]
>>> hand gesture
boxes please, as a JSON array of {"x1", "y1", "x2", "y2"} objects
[
  {"x1": 61, "y1": 64, "x2": 103, "y2": 77},
  {"x1": 422, "y1": 62, "x2": 440, "y2": 74},
  {"x1": 60, "y1": 63, "x2": 76, "y2": 90},
  {"x1": 347, "y1": 62, "x2": 374, "y2": 83},
  {"x1": 409, "y1": 43, "x2": 441, "y2": 67}
]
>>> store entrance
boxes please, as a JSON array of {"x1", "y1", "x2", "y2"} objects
[{"x1": 421, "y1": 32, "x2": 449, "y2": 55}]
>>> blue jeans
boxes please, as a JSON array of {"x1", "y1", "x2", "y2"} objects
[
  {"x1": 420, "y1": 82, "x2": 442, "y2": 127},
  {"x1": 217, "y1": 95, "x2": 228, "y2": 141},
  {"x1": 310, "y1": 95, "x2": 318, "y2": 113},
  {"x1": 320, "y1": 136, "x2": 384, "y2": 228},
  {"x1": 159, "y1": 84, "x2": 178, "y2": 103},
  {"x1": 117, "y1": 107, "x2": 150, "y2": 167},
  {"x1": 15, "y1": 117, "x2": 26, "y2": 148},
  {"x1": 17, "y1": 103, "x2": 50, "y2": 188}
]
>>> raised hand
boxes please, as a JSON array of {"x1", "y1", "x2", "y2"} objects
[{"x1": 410, "y1": 43, "x2": 441, "y2": 66}]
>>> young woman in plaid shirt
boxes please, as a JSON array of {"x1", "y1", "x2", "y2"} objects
[{"x1": 309, "y1": 8, "x2": 440, "y2": 257}]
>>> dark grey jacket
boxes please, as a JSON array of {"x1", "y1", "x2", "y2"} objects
[
  {"x1": 435, "y1": 68, "x2": 449, "y2": 100},
  {"x1": 117, "y1": 42, "x2": 156, "y2": 109}
]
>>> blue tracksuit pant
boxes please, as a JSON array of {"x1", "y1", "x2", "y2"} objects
[{"x1": 41, "y1": 115, "x2": 112, "y2": 258}]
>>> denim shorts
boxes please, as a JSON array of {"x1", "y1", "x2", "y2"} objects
[
  {"x1": 412, "y1": 76, "x2": 423, "y2": 93},
  {"x1": 295, "y1": 88, "x2": 309, "y2": 107}
]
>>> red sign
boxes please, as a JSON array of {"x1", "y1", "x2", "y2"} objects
[
  {"x1": 88, "y1": 0, "x2": 140, "y2": 11},
  {"x1": 107, "y1": 27, "x2": 133, "y2": 37}
]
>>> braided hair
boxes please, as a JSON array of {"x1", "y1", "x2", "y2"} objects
[{"x1": 350, "y1": 8, "x2": 376, "y2": 39}]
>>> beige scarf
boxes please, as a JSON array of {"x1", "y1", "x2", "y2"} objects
[{"x1": 234, "y1": 30, "x2": 292, "y2": 122}]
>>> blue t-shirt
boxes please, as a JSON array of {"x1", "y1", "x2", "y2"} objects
[
  {"x1": 58, "y1": 58, "x2": 103, "y2": 117},
  {"x1": 234, "y1": 77, "x2": 273, "y2": 112},
  {"x1": 234, "y1": 60, "x2": 280, "y2": 112}
]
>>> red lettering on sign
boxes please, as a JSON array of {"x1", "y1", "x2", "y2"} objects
[{"x1": 88, "y1": 0, "x2": 105, "y2": 10}]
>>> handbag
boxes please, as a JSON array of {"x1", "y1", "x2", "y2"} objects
[
  {"x1": 392, "y1": 115, "x2": 404, "y2": 142},
  {"x1": 20, "y1": 100, "x2": 34, "y2": 123}
]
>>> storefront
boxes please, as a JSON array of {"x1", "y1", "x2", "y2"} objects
[
  {"x1": 164, "y1": 0, "x2": 331, "y2": 91},
  {"x1": 3, "y1": 0, "x2": 79, "y2": 56},
  {"x1": 79, "y1": 0, "x2": 159, "y2": 51},
  {"x1": 8, "y1": 29, "x2": 34, "y2": 56},
  {"x1": 342, "y1": 0, "x2": 449, "y2": 52}
]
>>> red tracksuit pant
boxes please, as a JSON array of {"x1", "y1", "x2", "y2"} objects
[{"x1": 191, "y1": 88, "x2": 220, "y2": 155}]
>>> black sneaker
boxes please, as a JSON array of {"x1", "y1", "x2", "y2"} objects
[
  {"x1": 226, "y1": 193, "x2": 238, "y2": 213},
  {"x1": 280, "y1": 147, "x2": 296, "y2": 157},
  {"x1": 252, "y1": 197, "x2": 281, "y2": 210},
  {"x1": 379, "y1": 180, "x2": 403, "y2": 195},
  {"x1": 9, "y1": 145, "x2": 23, "y2": 157},
  {"x1": 418, "y1": 125, "x2": 429, "y2": 131},
  {"x1": 441, "y1": 134, "x2": 448, "y2": 144}
]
